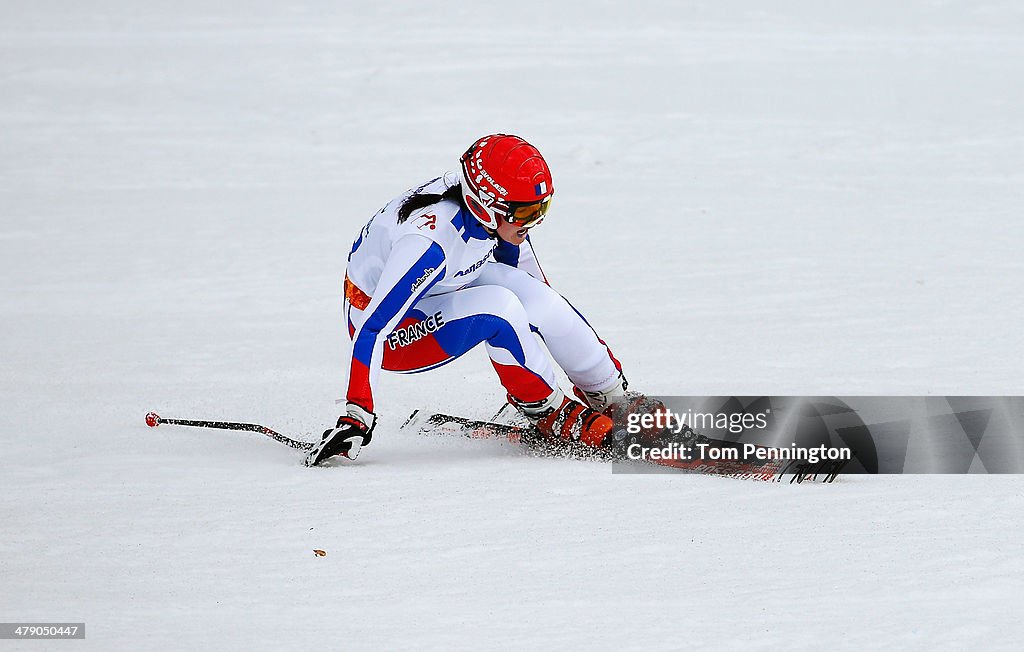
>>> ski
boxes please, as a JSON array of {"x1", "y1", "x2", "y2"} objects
[{"x1": 401, "y1": 409, "x2": 849, "y2": 483}]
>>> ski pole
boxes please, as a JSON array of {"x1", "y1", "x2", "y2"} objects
[{"x1": 144, "y1": 411, "x2": 313, "y2": 451}]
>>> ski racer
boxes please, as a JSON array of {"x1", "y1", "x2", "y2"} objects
[{"x1": 306, "y1": 134, "x2": 630, "y2": 466}]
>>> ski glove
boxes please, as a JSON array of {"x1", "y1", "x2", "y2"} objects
[{"x1": 304, "y1": 404, "x2": 376, "y2": 467}]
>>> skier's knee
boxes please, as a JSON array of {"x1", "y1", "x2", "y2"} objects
[
  {"x1": 522, "y1": 286, "x2": 575, "y2": 337},
  {"x1": 485, "y1": 286, "x2": 530, "y2": 329}
]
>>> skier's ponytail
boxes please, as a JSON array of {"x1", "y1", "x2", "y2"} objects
[{"x1": 397, "y1": 183, "x2": 463, "y2": 223}]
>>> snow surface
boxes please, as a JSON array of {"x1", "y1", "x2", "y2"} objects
[{"x1": 2, "y1": 1, "x2": 1023, "y2": 649}]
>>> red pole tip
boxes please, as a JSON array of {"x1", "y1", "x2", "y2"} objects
[{"x1": 145, "y1": 412, "x2": 160, "y2": 427}]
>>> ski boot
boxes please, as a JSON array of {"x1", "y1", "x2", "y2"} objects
[{"x1": 511, "y1": 389, "x2": 614, "y2": 448}]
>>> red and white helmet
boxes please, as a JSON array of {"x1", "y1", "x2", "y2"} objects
[{"x1": 458, "y1": 134, "x2": 554, "y2": 230}]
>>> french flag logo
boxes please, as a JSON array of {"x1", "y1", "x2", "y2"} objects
[{"x1": 534, "y1": 181, "x2": 548, "y2": 196}]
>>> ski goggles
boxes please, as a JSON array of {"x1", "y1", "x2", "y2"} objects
[{"x1": 505, "y1": 198, "x2": 551, "y2": 228}]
